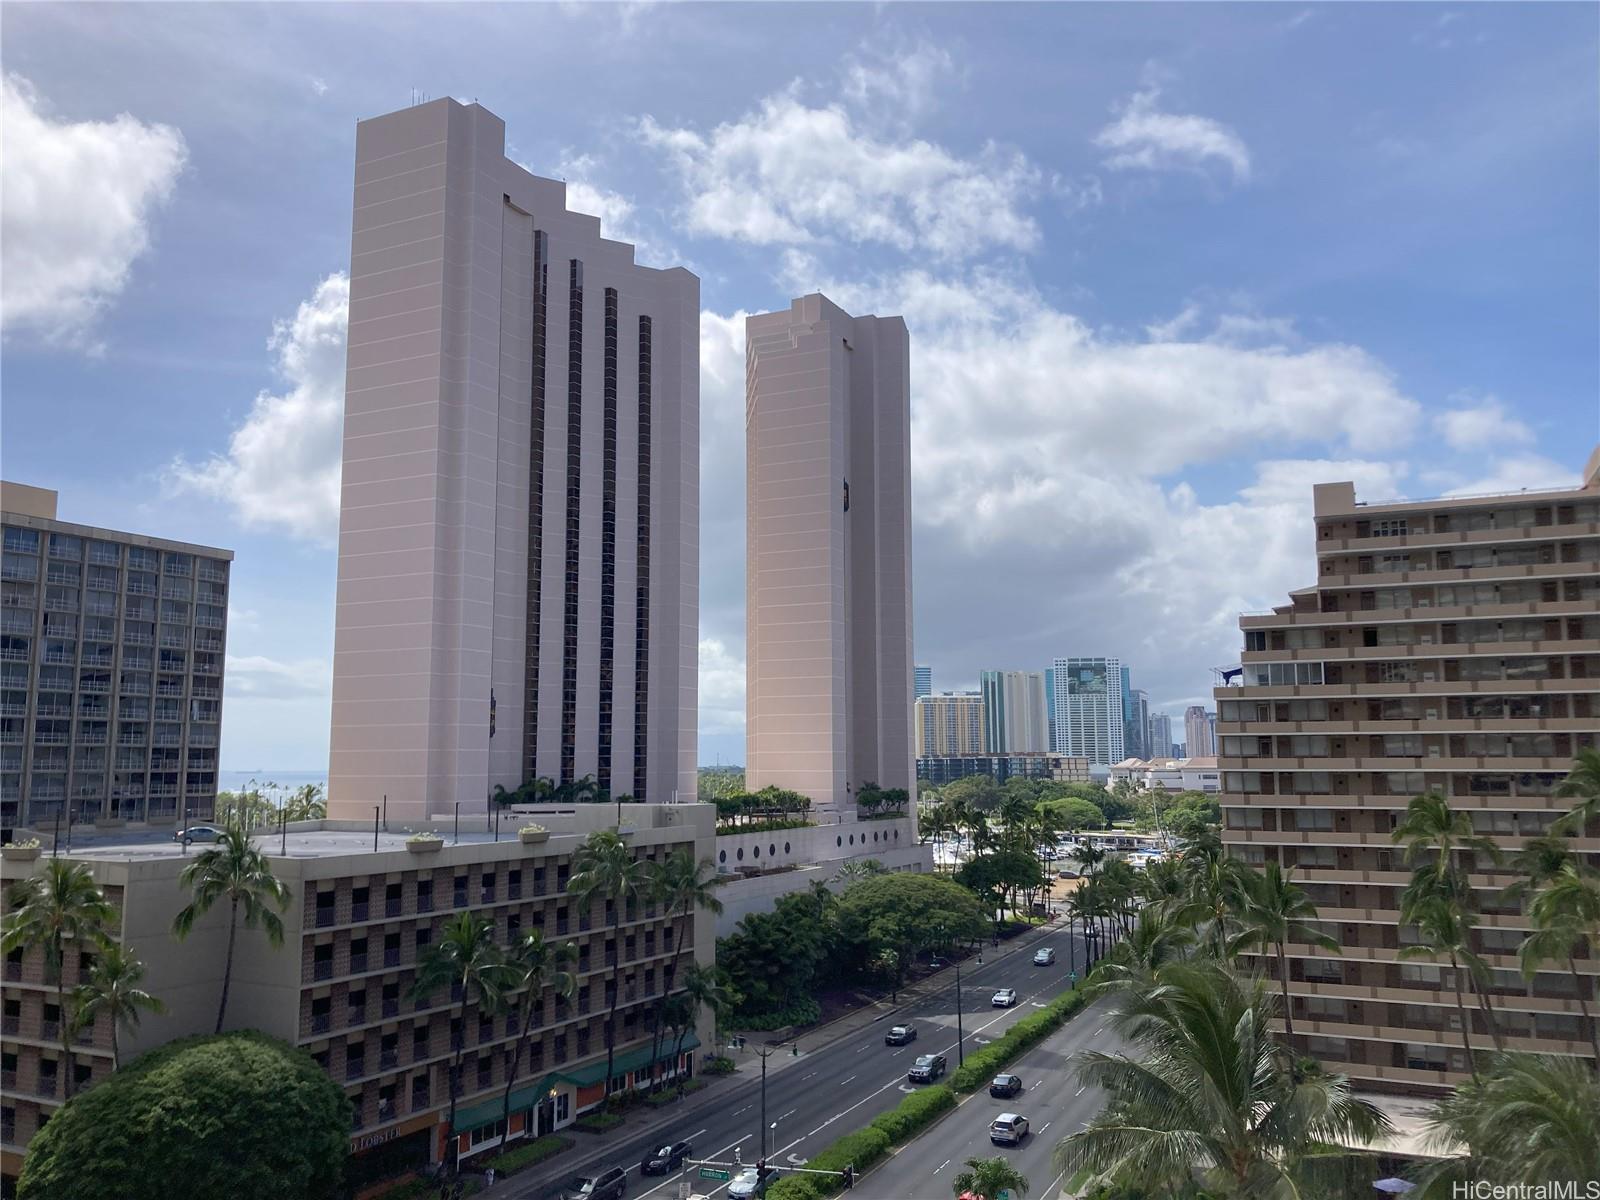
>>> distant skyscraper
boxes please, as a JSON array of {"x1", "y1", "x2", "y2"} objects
[
  {"x1": 745, "y1": 294, "x2": 913, "y2": 812},
  {"x1": 914, "y1": 664, "x2": 932, "y2": 700},
  {"x1": 1048, "y1": 657, "x2": 1124, "y2": 766},
  {"x1": 915, "y1": 693, "x2": 985, "y2": 756},
  {"x1": 1149, "y1": 712, "x2": 1174, "y2": 759},
  {"x1": 326, "y1": 99, "x2": 699, "y2": 823},
  {"x1": 980, "y1": 670, "x2": 1049, "y2": 753},
  {"x1": 1185, "y1": 705, "x2": 1216, "y2": 757},
  {"x1": 1127, "y1": 688, "x2": 1151, "y2": 760}
]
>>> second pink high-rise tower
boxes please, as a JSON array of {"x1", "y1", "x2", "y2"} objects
[{"x1": 744, "y1": 295, "x2": 915, "y2": 815}]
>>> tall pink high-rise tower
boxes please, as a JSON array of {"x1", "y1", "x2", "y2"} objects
[
  {"x1": 744, "y1": 295, "x2": 915, "y2": 815},
  {"x1": 328, "y1": 99, "x2": 699, "y2": 822}
]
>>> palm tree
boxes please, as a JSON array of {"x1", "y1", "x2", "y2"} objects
[
  {"x1": 833, "y1": 858, "x2": 885, "y2": 886},
  {"x1": 1093, "y1": 906, "x2": 1194, "y2": 997},
  {"x1": 171, "y1": 823, "x2": 290, "y2": 1033},
  {"x1": 281, "y1": 783, "x2": 326, "y2": 822},
  {"x1": 1413, "y1": 1052, "x2": 1600, "y2": 1196},
  {"x1": 1553, "y1": 748, "x2": 1600, "y2": 837},
  {"x1": 570, "y1": 829, "x2": 651, "y2": 1101},
  {"x1": 1518, "y1": 866, "x2": 1600, "y2": 1066},
  {"x1": 1392, "y1": 791, "x2": 1500, "y2": 885},
  {"x1": 1, "y1": 859, "x2": 115, "y2": 1097},
  {"x1": 1228, "y1": 863, "x2": 1339, "y2": 1047},
  {"x1": 1399, "y1": 897, "x2": 1498, "y2": 1078},
  {"x1": 1054, "y1": 961, "x2": 1389, "y2": 1198},
  {"x1": 498, "y1": 930, "x2": 577, "y2": 1143},
  {"x1": 951, "y1": 1155, "x2": 1029, "y2": 1200},
  {"x1": 1138, "y1": 857, "x2": 1187, "y2": 913},
  {"x1": 1177, "y1": 836, "x2": 1247, "y2": 958},
  {"x1": 1499, "y1": 835, "x2": 1575, "y2": 909},
  {"x1": 70, "y1": 942, "x2": 163, "y2": 1069},
  {"x1": 647, "y1": 850, "x2": 723, "y2": 1091},
  {"x1": 674, "y1": 962, "x2": 733, "y2": 1095},
  {"x1": 412, "y1": 912, "x2": 513, "y2": 1176}
]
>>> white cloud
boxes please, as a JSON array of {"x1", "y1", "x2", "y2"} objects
[
  {"x1": 841, "y1": 40, "x2": 958, "y2": 119},
  {"x1": 637, "y1": 91, "x2": 1043, "y2": 259},
  {"x1": 1433, "y1": 396, "x2": 1534, "y2": 451},
  {"x1": 558, "y1": 153, "x2": 639, "y2": 240},
  {"x1": 697, "y1": 638, "x2": 746, "y2": 736},
  {"x1": 225, "y1": 653, "x2": 332, "y2": 700},
  {"x1": 1095, "y1": 85, "x2": 1251, "y2": 184},
  {"x1": 1, "y1": 74, "x2": 187, "y2": 345},
  {"x1": 168, "y1": 272, "x2": 348, "y2": 543},
  {"x1": 1443, "y1": 453, "x2": 1580, "y2": 498}
]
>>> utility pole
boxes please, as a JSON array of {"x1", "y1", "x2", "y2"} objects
[{"x1": 953, "y1": 944, "x2": 966, "y2": 1067}]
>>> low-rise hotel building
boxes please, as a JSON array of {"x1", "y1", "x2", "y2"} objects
[{"x1": 1, "y1": 804, "x2": 715, "y2": 1192}]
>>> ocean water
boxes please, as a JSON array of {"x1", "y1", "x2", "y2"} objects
[{"x1": 217, "y1": 770, "x2": 328, "y2": 802}]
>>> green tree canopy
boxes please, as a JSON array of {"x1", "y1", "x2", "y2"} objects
[
  {"x1": 941, "y1": 774, "x2": 1003, "y2": 813},
  {"x1": 18, "y1": 1032, "x2": 349, "y2": 1200},
  {"x1": 717, "y1": 888, "x2": 834, "y2": 1015},
  {"x1": 1038, "y1": 796, "x2": 1106, "y2": 831},
  {"x1": 835, "y1": 873, "x2": 989, "y2": 981}
]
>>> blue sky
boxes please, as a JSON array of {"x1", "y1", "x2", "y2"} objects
[{"x1": 3, "y1": 2, "x2": 1596, "y2": 771}]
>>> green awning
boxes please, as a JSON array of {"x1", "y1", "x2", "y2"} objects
[{"x1": 450, "y1": 1033, "x2": 701, "y2": 1133}]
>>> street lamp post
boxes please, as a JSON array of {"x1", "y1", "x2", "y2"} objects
[
  {"x1": 953, "y1": 945, "x2": 966, "y2": 1068},
  {"x1": 754, "y1": 1042, "x2": 778, "y2": 1159}
]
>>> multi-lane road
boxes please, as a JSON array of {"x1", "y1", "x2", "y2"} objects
[
  {"x1": 848, "y1": 994, "x2": 1120, "y2": 1199},
  {"x1": 514, "y1": 921, "x2": 1098, "y2": 1200}
]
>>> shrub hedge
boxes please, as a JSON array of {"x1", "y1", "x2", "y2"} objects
[
  {"x1": 702, "y1": 1055, "x2": 737, "y2": 1075},
  {"x1": 734, "y1": 997, "x2": 822, "y2": 1031},
  {"x1": 949, "y1": 984, "x2": 1091, "y2": 1093},
  {"x1": 867, "y1": 1084, "x2": 954, "y2": 1142},
  {"x1": 573, "y1": 1111, "x2": 625, "y2": 1133},
  {"x1": 479, "y1": 1134, "x2": 573, "y2": 1176}
]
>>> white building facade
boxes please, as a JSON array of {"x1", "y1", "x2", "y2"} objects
[
  {"x1": 980, "y1": 669, "x2": 1049, "y2": 753},
  {"x1": 328, "y1": 99, "x2": 699, "y2": 823},
  {"x1": 1048, "y1": 656, "x2": 1125, "y2": 767}
]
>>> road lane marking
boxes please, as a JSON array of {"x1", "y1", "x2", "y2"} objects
[
  {"x1": 1041, "y1": 1121, "x2": 1052, "y2": 1133},
  {"x1": 840, "y1": 1075, "x2": 856, "y2": 1086},
  {"x1": 780, "y1": 1109, "x2": 796, "y2": 1121},
  {"x1": 801, "y1": 1071, "x2": 817, "y2": 1080},
  {"x1": 1075, "y1": 1085, "x2": 1087, "y2": 1096},
  {"x1": 934, "y1": 1159, "x2": 950, "y2": 1173}
]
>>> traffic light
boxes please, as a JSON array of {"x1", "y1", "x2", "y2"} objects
[
  {"x1": 842, "y1": 1164, "x2": 855, "y2": 1188},
  {"x1": 757, "y1": 1159, "x2": 766, "y2": 1173}
]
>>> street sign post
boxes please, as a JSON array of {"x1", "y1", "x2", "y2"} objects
[{"x1": 697, "y1": 1168, "x2": 731, "y2": 1182}]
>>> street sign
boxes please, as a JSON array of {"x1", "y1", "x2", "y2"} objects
[{"x1": 698, "y1": 1168, "x2": 732, "y2": 1181}]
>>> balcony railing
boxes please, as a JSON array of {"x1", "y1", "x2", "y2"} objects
[{"x1": 311, "y1": 1012, "x2": 331, "y2": 1034}]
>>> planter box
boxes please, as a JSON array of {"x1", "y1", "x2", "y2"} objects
[
  {"x1": 519, "y1": 830, "x2": 550, "y2": 846},
  {"x1": 2, "y1": 845, "x2": 41, "y2": 863},
  {"x1": 406, "y1": 840, "x2": 443, "y2": 855}
]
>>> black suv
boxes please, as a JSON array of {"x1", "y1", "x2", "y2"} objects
[
  {"x1": 565, "y1": 1166, "x2": 627, "y2": 1200},
  {"x1": 908, "y1": 1053, "x2": 947, "y2": 1083},
  {"x1": 989, "y1": 1073, "x2": 1023, "y2": 1098},
  {"x1": 641, "y1": 1140, "x2": 692, "y2": 1174},
  {"x1": 884, "y1": 1024, "x2": 917, "y2": 1046}
]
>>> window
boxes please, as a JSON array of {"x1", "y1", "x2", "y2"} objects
[
  {"x1": 560, "y1": 258, "x2": 584, "y2": 785},
  {"x1": 523, "y1": 227, "x2": 549, "y2": 793},
  {"x1": 634, "y1": 313, "x2": 653, "y2": 796}
]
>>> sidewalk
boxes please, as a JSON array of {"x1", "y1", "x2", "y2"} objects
[{"x1": 470, "y1": 918, "x2": 1062, "y2": 1199}]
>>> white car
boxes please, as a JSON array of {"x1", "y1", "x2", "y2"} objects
[
  {"x1": 1032, "y1": 947, "x2": 1055, "y2": 966},
  {"x1": 728, "y1": 1165, "x2": 779, "y2": 1198},
  {"x1": 992, "y1": 987, "x2": 1018, "y2": 1007}
]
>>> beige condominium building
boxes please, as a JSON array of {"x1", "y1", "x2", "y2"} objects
[
  {"x1": 328, "y1": 99, "x2": 698, "y2": 824},
  {"x1": 0, "y1": 804, "x2": 716, "y2": 1191},
  {"x1": 1217, "y1": 446, "x2": 1600, "y2": 1092},
  {"x1": 1, "y1": 482, "x2": 230, "y2": 841},
  {"x1": 745, "y1": 295, "x2": 915, "y2": 815},
  {"x1": 980, "y1": 670, "x2": 1050, "y2": 754},
  {"x1": 915, "y1": 692, "x2": 986, "y2": 757}
]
